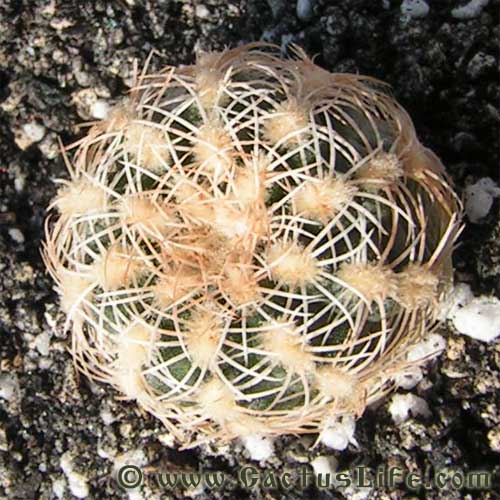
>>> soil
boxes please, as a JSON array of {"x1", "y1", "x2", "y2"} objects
[{"x1": 0, "y1": 1, "x2": 499, "y2": 499}]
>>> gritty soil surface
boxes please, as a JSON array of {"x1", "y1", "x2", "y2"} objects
[{"x1": 0, "y1": 1, "x2": 499, "y2": 499}]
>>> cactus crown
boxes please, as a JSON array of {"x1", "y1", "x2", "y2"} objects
[{"x1": 44, "y1": 43, "x2": 462, "y2": 447}]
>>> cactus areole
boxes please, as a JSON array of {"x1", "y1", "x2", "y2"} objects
[{"x1": 44, "y1": 43, "x2": 462, "y2": 447}]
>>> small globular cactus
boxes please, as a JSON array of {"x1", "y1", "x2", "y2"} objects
[{"x1": 44, "y1": 43, "x2": 462, "y2": 447}]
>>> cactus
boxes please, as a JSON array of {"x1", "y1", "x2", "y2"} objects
[{"x1": 44, "y1": 43, "x2": 462, "y2": 447}]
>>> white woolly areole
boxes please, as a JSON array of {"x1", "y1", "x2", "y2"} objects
[
  {"x1": 267, "y1": 240, "x2": 319, "y2": 287},
  {"x1": 118, "y1": 195, "x2": 171, "y2": 232},
  {"x1": 153, "y1": 268, "x2": 200, "y2": 307},
  {"x1": 184, "y1": 309, "x2": 224, "y2": 367},
  {"x1": 115, "y1": 325, "x2": 153, "y2": 399},
  {"x1": 337, "y1": 262, "x2": 397, "y2": 303},
  {"x1": 388, "y1": 393, "x2": 431, "y2": 424},
  {"x1": 315, "y1": 366, "x2": 359, "y2": 402},
  {"x1": 320, "y1": 415, "x2": 357, "y2": 451},
  {"x1": 55, "y1": 180, "x2": 107, "y2": 218},
  {"x1": 58, "y1": 272, "x2": 94, "y2": 315},
  {"x1": 260, "y1": 320, "x2": 314, "y2": 373},
  {"x1": 397, "y1": 264, "x2": 439, "y2": 310},
  {"x1": 60, "y1": 452, "x2": 90, "y2": 499},
  {"x1": 438, "y1": 283, "x2": 474, "y2": 321},
  {"x1": 232, "y1": 159, "x2": 268, "y2": 206},
  {"x1": 213, "y1": 205, "x2": 250, "y2": 239},
  {"x1": 123, "y1": 122, "x2": 169, "y2": 172},
  {"x1": 193, "y1": 121, "x2": 233, "y2": 181},
  {"x1": 452, "y1": 0, "x2": 490, "y2": 20},
  {"x1": 92, "y1": 247, "x2": 143, "y2": 291},
  {"x1": 241, "y1": 434, "x2": 275, "y2": 462},
  {"x1": 194, "y1": 51, "x2": 231, "y2": 109},
  {"x1": 222, "y1": 264, "x2": 259, "y2": 305},
  {"x1": 264, "y1": 98, "x2": 309, "y2": 146},
  {"x1": 294, "y1": 177, "x2": 357, "y2": 222}
]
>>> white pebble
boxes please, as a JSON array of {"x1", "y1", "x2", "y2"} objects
[
  {"x1": 297, "y1": 0, "x2": 314, "y2": 21},
  {"x1": 60, "y1": 452, "x2": 90, "y2": 499},
  {"x1": 34, "y1": 331, "x2": 51, "y2": 356},
  {"x1": 320, "y1": 415, "x2": 357, "y2": 451},
  {"x1": 90, "y1": 100, "x2": 110, "y2": 120},
  {"x1": 401, "y1": 0, "x2": 429, "y2": 19},
  {"x1": 450, "y1": 295, "x2": 500, "y2": 342},
  {"x1": 0, "y1": 374, "x2": 19, "y2": 402},
  {"x1": 14, "y1": 176, "x2": 25, "y2": 193},
  {"x1": 195, "y1": 5, "x2": 210, "y2": 19},
  {"x1": 388, "y1": 393, "x2": 431, "y2": 424},
  {"x1": 438, "y1": 283, "x2": 474, "y2": 321},
  {"x1": 406, "y1": 333, "x2": 446, "y2": 363},
  {"x1": 452, "y1": 0, "x2": 489, "y2": 19},
  {"x1": 113, "y1": 449, "x2": 148, "y2": 474},
  {"x1": 22, "y1": 121, "x2": 46, "y2": 143},
  {"x1": 394, "y1": 366, "x2": 424, "y2": 390},
  {"x1": 241, "y1": 434, "x2": 274, "y2": 461},
  {"x1": 311, "y1": 455, "x2": 338, "y2": 477},
  {"x1": 465, "y1": 177, "x2": 500, "y2": 223},
  {"x1": 8, "y1": 228, "x2": 25, "y2": 244}
]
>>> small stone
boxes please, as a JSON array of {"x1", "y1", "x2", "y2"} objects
[
  {"x1": 452, "y1": 0, "x2": 490, "y2": 19},
  {"x1": 451, "y1": 295, "x2": 500, "y2": 342},
  {"x1": 157, "y1": 433, "x2": 175, "y2": 447},
  {"x1": 113, "y1": 449, "x2": 148, "y2": 474},
  {"x1": 401, "y1": 0, "x2": 430, "y2": 19},
  {"x1": 71, "y1": 89, "x2": 99, "y2": 120},
  {"x1": 320, "y1": 415, "x2": 357, "y2": 450},
  {"x1": 394, "y1": 367, "x2": 424, "y2": 390},
  {"x1": 34, "y1": 331, "x2": 51, "y2": 356},
  {"x1": 52, "y1": 49, "x2": 67, "y2": 64},
  {"x1": 195, "y1": 4, "x2": 210, "y2": 19},
  {"x1": 297, "y1": 0, "x2": 314, "y2": 21},
  {"x1": 241, "y1": 434, "x2": 274, "y2": 461},
  {"x1": 467, "y1": 52, "x2": 496, "y2": 80},
  {"x1": 119, "y1": 422, "x2": 132, "y2": 437},
  {"x1": 15, "y1": 122, "x2": 46, "y2": 150},
  {"x1": 487, "y1": 426, "x2": 500, "y2": 452},
  {"x1": 8, "y1": 228, "x2": 25, "y2": 244},
  {"x1": 112, "y1": 28, "x2": 124, "y2": 46},
  {"x1": 60, "y1": 452, "x2": 90, "y2": 499}
]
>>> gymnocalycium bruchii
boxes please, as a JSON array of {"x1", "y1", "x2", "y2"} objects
[{"x1": 44, "y1": 43, "x2": 462, "y2": 448}]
